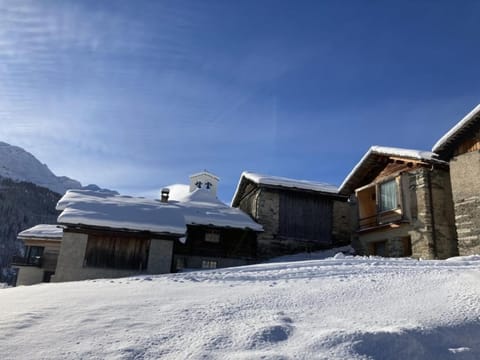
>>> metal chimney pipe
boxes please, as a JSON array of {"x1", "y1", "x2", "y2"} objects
[{"x1": 161, "y1": 188, "x2": 170, "y2": 203}]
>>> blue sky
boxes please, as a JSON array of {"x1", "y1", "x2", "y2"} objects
[{"x1": 1, "y1": 0, "x2": 479, "y2": 201}]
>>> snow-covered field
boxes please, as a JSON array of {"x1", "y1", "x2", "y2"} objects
[{"x1": 1, "y1": 254, "x2": 479, "y2": 359}]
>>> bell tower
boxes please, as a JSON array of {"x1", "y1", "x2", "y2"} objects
[{"x1": 189, "y1": 171, "x2": 219, "y2": 196}]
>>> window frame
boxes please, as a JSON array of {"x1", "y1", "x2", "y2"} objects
[
  {"x1": 204, "y1": 230, "x2": 220, "y2": 243},
  {"x1": 378, "y1": 179, "x2": 398, "y2": 213},
  {"x1": 201, "y1": 259, "x2": 217, "y2": 269}
]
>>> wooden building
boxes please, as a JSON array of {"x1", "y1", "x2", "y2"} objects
[
  {"x1": 12, "y1": 224, "x2": 63, "y2": 286},
  {"x1": 432, "y1": 104, "x2": 480, "y2": 255},
  {"x1": 53, "y1": 189, "x2": 186, "y2": 282},
  {"x1": 172, "y1": 186, "x2": 262, "y2": 271},
  {"x1": 339, "y1": 146, "x2": 458, "y2": 259},
  {"x1": 52, "y1": 172, "x2": 263, "y2": 282},
  {"x1": 231, "y1": 172, "x2": 350, "y2": 258}
]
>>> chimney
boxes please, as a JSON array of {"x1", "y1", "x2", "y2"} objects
[{"x1": 161, "y1": 188, "x2": 170, "y2": 203}]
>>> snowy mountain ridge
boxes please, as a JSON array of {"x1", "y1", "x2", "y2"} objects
[{"x1": 0, "y1": 141, "x2": 81, "y2": 195}]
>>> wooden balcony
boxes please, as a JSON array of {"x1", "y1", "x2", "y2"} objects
[{"x1": 358, "y1": 209, "x2": 404, "y2": 232}]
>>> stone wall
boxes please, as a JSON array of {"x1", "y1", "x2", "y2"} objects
[
  {"x1": 255, "y1": 189, "x2": 281, "y2": 258},
  {"x1": 332, "y1": 200, "x2": 351, "y2": 245},
  {"x1": 13, "y1": 266, "x2": 44, "y2": 286},
  {"x1": 408, "y1": 168, "x2": 437, "y2": 259},
  {"x1": 54, "y1": 231, "x2": 173, "y2": 282},
  {"x1": 146, "y1": 239, "x2": 174, "y2": 274},
  {"x1": 450, "y1": 151, "x2": 480, "y2": 255},
  {"x1": 354, "y1": 224, "x2": 415, "y2": 257},
  {"x1": 405, "y1": 167, "x2": 457, "y2": 259}
]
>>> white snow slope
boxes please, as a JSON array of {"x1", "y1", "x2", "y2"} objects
[{"x1": 1, "y1": 254, "x2": 479, "y2": 360}]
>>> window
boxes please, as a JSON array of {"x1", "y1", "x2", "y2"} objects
[
  {"x1": 175, "y1": 257, "x2": 186, "y2": 271},
  {"x1": 204, "y1": 230, "x2": 220, "y2": 243},
  {"x1": 201, "y1": 260, "x2": 217, "y2": 269},
  {"x1": 379, "y1": 180, "x2": 397, "y2": 212},
  {"x1": 25, "y1": 246, "x2": 44, "y2": 266},
  {"x1": 84, "y1": 235, "x2": 150, "y2": 270}
]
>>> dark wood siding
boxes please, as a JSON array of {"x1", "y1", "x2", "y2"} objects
[
  {"x1": 278, "y1": 191, "x2": 333, "y2": 244},
  {"x1": 84, "y1": 235, "x2": 150, "y2": 270},
  {"x1": 174, "y1": 225, "x2": 257, "y2": 259}
]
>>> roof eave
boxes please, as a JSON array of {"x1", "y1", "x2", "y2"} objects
[
  {"x1": 432, "y1": 104, "x2": 480, "y2": 155},
  {"x1": 339, "y1": 147, "x2": 447, "y2": 195},
  {"x1": 59, "y1": 222, "x2": 185, "y2": 238}
]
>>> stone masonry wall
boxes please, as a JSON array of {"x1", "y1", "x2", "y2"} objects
[
  {"x1": 408, "y1": 168, "x2": 436, "y2": 258},
  {"x1": 450, "y1": 151, "x2": 480, "y2": 255},
  {"x1": 409, "y1": 167, "x2": 457, "y2": 259},
  {"x1": 355, "y1": 224, "x2": 415, "y2": 257},
  {"x1": 14, "y1": 266, "x2": 44, "y2": 286},
  {"x1": 331, "y1": 200, "x2": 351, "y2": 245},
  {"x1": 255, "y1": 189, "x2": 281, "y2": 258},
  {"x1": 428, "y1": 167, "x2": 458, "y2": 258}
]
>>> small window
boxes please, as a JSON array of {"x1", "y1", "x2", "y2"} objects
[
  {"x1": 379, "y1": 180, "x2": 398, "y2": 212},
  {"x1": 201, "y1": 260, "x2": 217, "y2": 269},
  {"x1": 204, "y1": 230, "x2": 220, "y2": 243},
  {"x1": 25, "y1": 246, "x2": 44, "y2": 265},
  {"x1": 175, "y1": 257, "x2": 186, "y2": 271}
]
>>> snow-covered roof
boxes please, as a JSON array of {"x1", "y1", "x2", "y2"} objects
[
  {"x1": 57, "y1": 190, "x2": 186, "y2": 235},
  {"x1": 56, "y1": 188, "x2": 262, "y2": 235},
  {"x1": 18, "y1": 224, "x2": 63, "y2": 240},
  {"x1": 432, "y1": 104, "x2": 480, "y2": 156},
  {"x1": 339, "y1": 145, "x2": 447, "y2": 195},
  {"x1": 165, "y1": 184, "x2": 191, "y2": 201},
  {"x1": 231, "y1": 171, "x2": 339, "y2": 206},
  {"x1": 177, "y1": 188, "x2": 263, "y2": 231}
]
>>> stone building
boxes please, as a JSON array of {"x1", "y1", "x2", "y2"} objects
[
  {"x1": 339, "y1": 146, "x2": 458, "y2": 259},
  {"x1": 231, "y1": 172, "x2": 350, "y2": 258},
  {"x1": 12, "y1": 224, "x2": 63, "y2": 286},
  {"x1": 52, "y1": 173, "x2": 262, "y2": 283},
  {"x1": 432, "y1": 104, "x2": 480, "y2": 255}
]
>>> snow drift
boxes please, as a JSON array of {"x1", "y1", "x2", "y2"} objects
[{"x1": 1, "y1": 254, "x2": 479, "y2": 359}]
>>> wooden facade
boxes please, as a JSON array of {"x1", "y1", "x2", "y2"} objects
[
  {"x1": 278, "y1": 190, "x2": 333, "y2": 244},
  {"x1": 84, "y1": 234, "x2": 151, "y2": 271},
  {"x1": 173, "y1": 225, "x2": 257, "y2": 270}
]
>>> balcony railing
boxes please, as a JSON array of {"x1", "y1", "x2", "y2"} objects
[
  {"x1": 359, "y1": 214, "x2": 379, "y2": 229},
  {"x1": 11, "y1": 255, "x2": 42, "y2": 267},
  {"x1": 358, "y1": 210, "x2": 404, "y2": 230}
]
